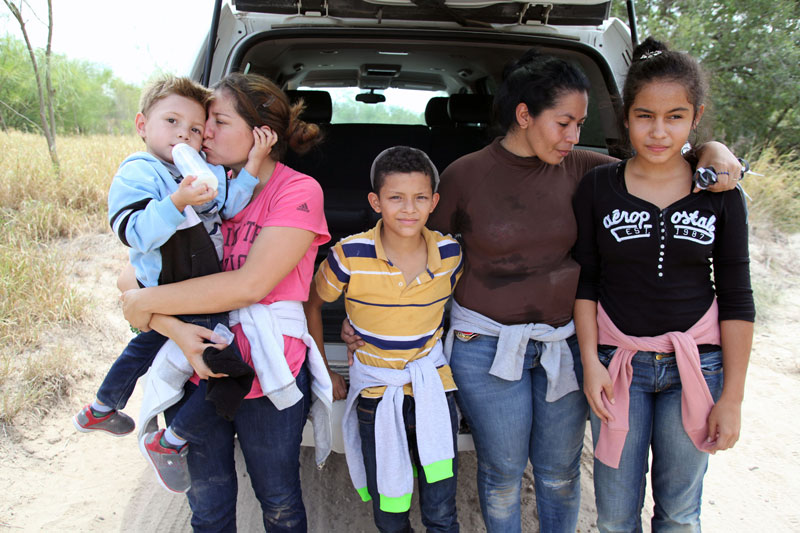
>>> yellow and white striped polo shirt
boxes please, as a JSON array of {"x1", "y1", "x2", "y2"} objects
[{"x1": 314, "y1": 220, "x2": 463, "y2": 397}]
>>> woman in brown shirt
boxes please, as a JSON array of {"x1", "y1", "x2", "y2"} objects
[{"x1": 347, "y1": 49, "x2": 740, "y2": 533}]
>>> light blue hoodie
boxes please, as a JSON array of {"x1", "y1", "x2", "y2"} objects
[{"x1": 108, "y1": 151, "x2": 257, "y2": 287}]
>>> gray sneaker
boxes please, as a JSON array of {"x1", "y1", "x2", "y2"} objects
[
  {"x1": 140, "y1": 429, "x2": 191, "y2": 493},
  {"x1": 73, "y1": 404, "x2": 134, "y2": 436}
]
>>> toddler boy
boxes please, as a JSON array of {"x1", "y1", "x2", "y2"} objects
[{"x1": 73, "y1": 76, "x2": 265, "y2": 493}]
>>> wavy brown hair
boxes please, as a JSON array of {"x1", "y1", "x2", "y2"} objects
[{"x1": 212, "y1": 73, "x2": 322, "y2": 161}]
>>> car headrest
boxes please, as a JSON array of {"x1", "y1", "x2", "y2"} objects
[
  {"x1": 448, "y1": 94, "x2": 493, "y2": 125},
  {"x1": 284, "y1": 90, "x2": 332, "y2": 124},
  {"x1": 425, "y1": 97, "x2": 454, "y2": 127}
]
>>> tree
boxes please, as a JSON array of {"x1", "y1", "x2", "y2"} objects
[
  {"x1": 0, "y1": 35, "x2": 40, "y2": 132},
  {"x1": 3, "y1": 0, "x2": 58, "y2": 168},
  {"x1": 615, "y1": 1, "x2": 800, "y2": 154},
  {"x1": 0, "y1": 35, "x2": 140, "y2": 135}
]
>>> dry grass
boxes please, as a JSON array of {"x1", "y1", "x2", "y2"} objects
[
  {"x1": 0, "y1": 346, "x2": 85, "y2": 425},
  {"x1": 740, "y1": 147, "x2": 800, "y2": 319},
  {"x1": 0, "y1": 131, "x2": 140, "y2": 425},
  {"x1": 743, "y1": 146, "x2": 800, "y2": 233}
]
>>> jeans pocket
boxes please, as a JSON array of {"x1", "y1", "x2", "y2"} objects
[
  {"x1": 597, "y1": 346, "x2": 617, "y2": 367},
  {"x1": 357, "y1": 397, "x2": 378, "y2": 425},
  {"x1": 700, "y1": 350, "x2": 724, "y2": 399},
  {"x1": 700, "y1": 350, "x2": 723, "y2": 376}
]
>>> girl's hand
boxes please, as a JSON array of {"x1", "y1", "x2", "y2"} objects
[
  {"x1": 121, "y1": 289, "x2": 153, "y2": 331},
  {"x1": 244, "y1": 126, "x2": 278, "y2": 177},
  {"x1": 340, "y1": 319, "x2": 364, "y2": 366},
  {"x1": 329, "y1": 370, "x2": 348, "y2": 401},
  {"x1": 583, "y1": 359, "x2": 615, "y2": 423},
  {"x1": 706, "y1": 397, "x2": 742, "y2": 452},
  {"x1": 694, "y1": 141, "x2": 741, "y2": 193}
]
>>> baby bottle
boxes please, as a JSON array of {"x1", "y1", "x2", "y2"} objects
[{"x1": 172, "y1": 143, "x2": 218, "y2": 190}]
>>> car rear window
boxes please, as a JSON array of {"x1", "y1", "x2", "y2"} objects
[{"x1": 300, "y1": 87, "x2": 447, "y2": 125}]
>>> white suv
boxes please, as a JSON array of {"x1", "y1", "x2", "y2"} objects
[{"x1": 191, "y1": 0, "x2": 634, "y2": 451}]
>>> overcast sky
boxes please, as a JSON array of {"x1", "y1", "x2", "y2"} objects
[
  {"x1": 2, "y1": 1, "x2": 436, "y2": 114},
  {"x1": 2, "y1": 0, "x2": 218, "y2": 83}
]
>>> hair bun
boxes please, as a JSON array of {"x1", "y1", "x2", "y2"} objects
[
  {"x1": 286, "y1": 102, "x2": 322, "y2": 155},
  {"x1": 503, "y1": 47, "x2": 544, "y2": 80},
  {"x1": 632, "y1": 37, "x2": 669, "y2": 63}
]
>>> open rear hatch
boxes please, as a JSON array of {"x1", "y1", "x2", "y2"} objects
[
  {"x1": 196, "y1": 1, "x2": 634, "y2": 452},
  {"x1": 232, "y1": 0, "x2": 611, "y2": 26}
]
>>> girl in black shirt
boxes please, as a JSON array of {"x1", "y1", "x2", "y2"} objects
[{"x1": 573, "y1": 38, "x2": 754, "y2": 532}]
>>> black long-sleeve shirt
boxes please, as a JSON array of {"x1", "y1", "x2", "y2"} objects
[{"x1": 573, "y1": 161, "x2": 754, "y2": 337}]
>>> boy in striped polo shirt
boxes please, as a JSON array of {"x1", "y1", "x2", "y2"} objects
[{"x1": 305, "y1": 146, "x2": 463, "y2": 532}]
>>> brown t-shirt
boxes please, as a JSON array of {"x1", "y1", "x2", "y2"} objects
[{"x1": 428, "y1": 138, "x2": 615, "y2": 326}]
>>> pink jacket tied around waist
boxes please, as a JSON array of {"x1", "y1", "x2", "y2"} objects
[{"x1": 594, "y1": 301, "x2": 721, "y2": 468}]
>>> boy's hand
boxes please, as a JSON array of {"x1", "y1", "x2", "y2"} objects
[
  {"x1": 341, "y1": 318, "x2": 364, "y2": 366},
  {"x1": 329, "y1": 370, "x2": 347, "y2": 401},
  {"x1": 170, "y1": 175, "x2": 217, "y2": 212},
  {"x1": 244, "y1": 126, "x2": 278, "y2": 177},
  {"x1": 706, "y1": 397, "x2": 742, "y2": 453}
]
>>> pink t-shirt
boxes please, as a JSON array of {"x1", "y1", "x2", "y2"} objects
[{"x1": 220, "y1": 162, "x2": 329, "y2": 398}]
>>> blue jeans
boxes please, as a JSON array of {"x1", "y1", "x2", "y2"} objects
[
  {"x1": 96, "y1": 312, "x2": 227, "y2": 409},
  {"x1": 357, "y1": 392, "x2": 459, "y2": 533},
  {"x1": 449, "y1": 333, "x2": 587, "y2": 533},
  {"x1": 165, "y1": 363, "x2": 311, "y2": 533},
  {"x1": 589, "y1": 348, "x2": 724, "y2": 533}
]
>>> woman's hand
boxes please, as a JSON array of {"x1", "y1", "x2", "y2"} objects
[
  {"x1": 167, "y1": 320, "x2": 229, "y2": 380},
  {"x1": 329, "y1": 370, "x2": 347, "y2": 401},
  {"x1": 340, "y1": 318, "x2": 364, "y2": 366},
  {"x1": 244, "y1": 126, "x2": 278, "y2": 177},
  {"x1": 706, "y1": 397, "x2": 742, "y2": 453},
  {"x1": 694, "y1": 141, "x2": 742, "y2": 193},
  {"x1": 583, "y1": 358, "x2": 615, "y2": 423},
  {"x1": 121, "y1": 288, "x2": 153, "y2": 331}
]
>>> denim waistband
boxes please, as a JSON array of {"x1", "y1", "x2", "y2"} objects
[{"x1": 597, "y1": 344, "x2": 721, "y2": 355}]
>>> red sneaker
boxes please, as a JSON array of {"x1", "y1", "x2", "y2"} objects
[
  {"x1": 140, "y1": 429, "x2": 191, "y2": 493},
  {"x1": 72, "y1": 404, "x2": 134, "y2": 436}
]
